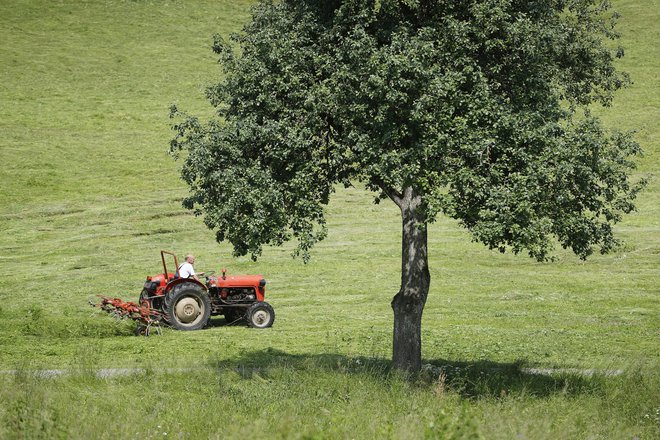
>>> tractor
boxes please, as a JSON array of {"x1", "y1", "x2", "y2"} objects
[{"x1": 135, "y1": 250, "x2": 275, "y2": 330}]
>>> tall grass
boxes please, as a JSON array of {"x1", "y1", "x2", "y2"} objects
[
  {"x1": 1, "y1": 359, "x2": 657, "y2": 439},
  {"x1": 0, "y1": 0, "x2": 658, "y2": 438}
]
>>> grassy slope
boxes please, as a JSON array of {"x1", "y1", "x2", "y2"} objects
[{"x1": 0, "y1": 0, "x2": 657, "y2": 438}]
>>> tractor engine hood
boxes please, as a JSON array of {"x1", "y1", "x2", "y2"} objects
[{"x1": 209, "y1": 275, "x2": 265, "y2": 288}]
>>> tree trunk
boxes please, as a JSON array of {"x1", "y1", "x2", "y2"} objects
[{"x1": 391, "y1": 187, "x2": 430, "y2": 372}]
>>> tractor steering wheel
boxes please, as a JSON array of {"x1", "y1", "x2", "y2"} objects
[{"x1": 201, "y1": 270, "x2": 216, "y2": 279}]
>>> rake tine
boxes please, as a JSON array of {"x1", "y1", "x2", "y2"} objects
[{"x1": 92, "y1": 293, "x2": 165, "y2": 336}]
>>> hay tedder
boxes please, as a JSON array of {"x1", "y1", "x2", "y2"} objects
[{"x1": 92, "y1": 251, "x2": 275, "y2": 335}]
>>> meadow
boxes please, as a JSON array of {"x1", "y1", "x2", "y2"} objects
[{"x1": 0, "y1": 0, "x2": 658, "y2": 438}]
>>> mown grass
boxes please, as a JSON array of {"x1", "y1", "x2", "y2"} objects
[{"x1": 0, "y1": 0, "x2": 658, "y2": 439}]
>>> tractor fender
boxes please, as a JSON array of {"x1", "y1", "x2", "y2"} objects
[{"x1": 165, "y1": 277, "x2": 207, "y2": 294}]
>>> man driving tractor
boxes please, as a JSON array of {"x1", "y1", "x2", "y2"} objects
[
  {"x1": 177, "y1": 254, "x2": 200, "y2": 281},
  {"x1": 94, "y1": 250, "x2": 275, "y2": 332}
]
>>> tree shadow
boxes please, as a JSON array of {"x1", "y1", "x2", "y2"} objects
[{"x1": 207, "y1": 348, "x2": 610, "y2": 400}]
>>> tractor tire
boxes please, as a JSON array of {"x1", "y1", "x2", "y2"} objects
[
  {"x1": 246, "y1": 302, "x2": 275, "y2": 329},
  {"x1": 165, "y1": 283, "x2": 211, "y2": 331},
  {"x1": 138, "y1": 289, "x2": 149, "y2": 306},
  {"x1": 140, "y1": 288, "x2": 163, "y2": 312}
]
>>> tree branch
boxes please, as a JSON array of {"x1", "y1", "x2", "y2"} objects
[{"x1": 373, "y1": 176, "x2": 404, "y2": 208}]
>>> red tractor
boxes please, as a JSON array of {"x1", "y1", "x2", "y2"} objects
[{"x1": 137, "y1": 251, "x2": 275, "y2": 330}]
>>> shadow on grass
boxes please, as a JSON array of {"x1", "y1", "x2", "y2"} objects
[
  {"x1": 208, "y1": 348, "x2": 608, "y2": 400},
  {"x1": 206, "y1": 316, "x2": 243, "y2": 328}
]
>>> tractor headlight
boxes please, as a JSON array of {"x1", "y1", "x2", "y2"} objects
[{"x1": 259, "y1": 279, "x2": 267, "y2": 287}]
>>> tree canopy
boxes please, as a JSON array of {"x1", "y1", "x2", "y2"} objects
[
  {"x1": 172, "y1": 0, "x2": 643, "y2": 262},
  {"x1": 171, "y1": 0, "x2": 645, "y2": 370}
]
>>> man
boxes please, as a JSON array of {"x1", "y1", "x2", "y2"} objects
[{"x1": 178, "y1": 254, "x2": 201, "y2": 281}]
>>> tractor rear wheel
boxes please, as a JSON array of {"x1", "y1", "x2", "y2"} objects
[
  {"x1": 246, "y1": 302, "x2": 275, "y2": 329},
  {"x1": 165, "y1": 284, "x2": 211, "y2": 331},
  {"x1": 140, "y1": 289, "x2": 163, "y2": 312},
  {"x1": 139, "y1": 289, "x2": 149, "y2": 306}
]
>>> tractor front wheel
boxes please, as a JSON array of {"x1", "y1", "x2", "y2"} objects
[
  {"x1": 165, "y1": 284, "x2": 211, "y2": 331},
  {"x1": 246, "y1": 302, "x2": 275, "y2": 329}
]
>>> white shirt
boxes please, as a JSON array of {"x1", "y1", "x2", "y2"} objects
[{"x1": 178, "y1": 262, "x2": 195, "y2": 278}]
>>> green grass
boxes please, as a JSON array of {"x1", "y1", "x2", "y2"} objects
[
  {"x1": 1, "y1": 361, "x2": 657, "y2": 439},
  {"x1": 0, "y1": 0, "x2": 658, "y2": 439}
]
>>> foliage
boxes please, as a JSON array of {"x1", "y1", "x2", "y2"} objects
[{"x1": 171, "y1": 0, "x2": 645, "y2": 262}]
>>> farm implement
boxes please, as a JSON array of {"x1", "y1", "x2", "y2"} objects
[
  {"x1": 92, "y1": 250, "x2": 275, "y2": 335},
  {"x1": 92, "y1": 295, "x2": 164, "y2": 335}
]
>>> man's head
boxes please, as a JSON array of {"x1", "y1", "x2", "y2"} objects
[{"x1": 185, "y1": 254, "x2": 195, "y2": 264}]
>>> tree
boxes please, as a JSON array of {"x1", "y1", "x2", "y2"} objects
[{"x1": 170, "y1": 0, "x2": 645, "y2": 372}]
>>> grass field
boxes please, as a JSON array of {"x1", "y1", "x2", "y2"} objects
[{"x1": 0, "y1": 0, "x2": 658, "y2": 438}]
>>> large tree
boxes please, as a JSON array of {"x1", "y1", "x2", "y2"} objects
[{"x1": 170, "y1": 0, "x2": 645, "y2": 371}]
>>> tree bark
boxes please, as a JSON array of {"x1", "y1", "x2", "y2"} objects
[{"x1": 390, "y1": 186, "x2": 430, "y2": 372}]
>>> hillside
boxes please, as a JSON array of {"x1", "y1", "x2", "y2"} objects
[{"x1": 0, "y1": 1, "x2": 657, "y2": 438}]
